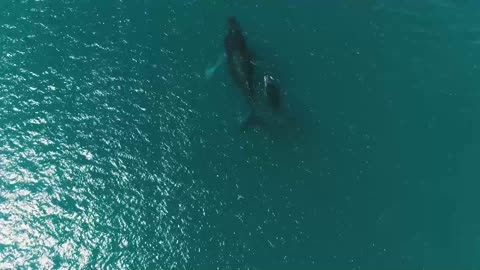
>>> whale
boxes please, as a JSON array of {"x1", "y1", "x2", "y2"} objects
[
  {"x1": 223, "y1": 17, "x2": 290, "y2": 133},
  {"x1": 224, "y1": 16, "x2": 256, "y2": 106},
  {"x1": 263, "y1": 75, "x2": 282, "y2": 111}
]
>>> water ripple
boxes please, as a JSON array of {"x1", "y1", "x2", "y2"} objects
[{"x1": 1, "y1": 0, "x2": 202, "y2": 269}]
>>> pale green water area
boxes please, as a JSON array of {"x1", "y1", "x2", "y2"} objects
[{"x1": 1, "y1": 1, "x2": 480, "y2": 269}]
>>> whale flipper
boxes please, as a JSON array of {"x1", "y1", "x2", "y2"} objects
[{"x1": 205, "y1": 53, "x2": 226, "y2": 79}]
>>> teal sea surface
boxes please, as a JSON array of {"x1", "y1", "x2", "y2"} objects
[{"x1": 1, "y1": 1, "x2": 479, "y2": 269}]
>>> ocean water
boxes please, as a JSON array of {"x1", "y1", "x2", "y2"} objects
[{"x1": 1, "y1": 1, "x2": 479, "y2": 269}]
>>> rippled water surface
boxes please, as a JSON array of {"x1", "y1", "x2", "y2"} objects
[{"x1": 1, "y1": 1, "x2": 479, "y2": 269}]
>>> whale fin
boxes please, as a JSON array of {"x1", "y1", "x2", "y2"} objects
[{"x1": 205, "y1": 53, "x2": 225, "y2": 79}]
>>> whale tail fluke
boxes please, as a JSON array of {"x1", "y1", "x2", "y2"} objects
[{"x1": 240, "y1": 111, "x2": 266, "y2": 133}]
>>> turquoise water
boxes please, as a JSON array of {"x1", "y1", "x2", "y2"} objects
[{"x1": 1, "y1": 1, "x2": 479, "y2": 269}]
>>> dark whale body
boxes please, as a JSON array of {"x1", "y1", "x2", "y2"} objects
[
  {"x1": 264, "y1": 75, "x2": 282, "y2": 111},
  {"x1": 224, "y1": 16, "x2": 256, "y2": 106},
  {"x1": 224, "y1": 17, "x2": 288, "y2": 132}
]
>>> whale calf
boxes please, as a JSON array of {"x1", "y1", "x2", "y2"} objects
[{"x1": 264, "y1": 75, "x2": 282, "y2": 111}]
